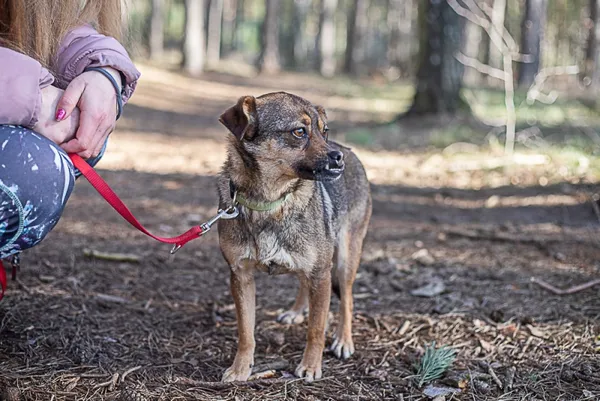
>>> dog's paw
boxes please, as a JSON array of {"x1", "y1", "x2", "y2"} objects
[
  {"x1": 221, "y1": 364, "x2": 252, "y2": 382},
  {"x1": 294, "y1": 361, "x2": 322, "y2": 383},
  {"x1": 277, "y1": 309, "x2": 305, "y2": 325},
  {"x1": 330, "y1": 334, "x2": 355, "y2": 360}
]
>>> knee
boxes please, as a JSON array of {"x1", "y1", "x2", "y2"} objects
[{"x1": 0, "y1": 125, "x2": 75, "y2": 256}]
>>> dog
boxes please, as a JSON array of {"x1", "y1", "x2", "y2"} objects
[{"x1": 216, "y1": 92, "x2": 372, "y2": 382}]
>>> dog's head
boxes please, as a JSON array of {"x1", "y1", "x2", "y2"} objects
[{"x1": 219, "y1": 92, "x2": 344, "y2": 181}]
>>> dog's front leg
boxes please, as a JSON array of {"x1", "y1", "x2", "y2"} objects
[
  {"x1": 222, "y1": 264, "x2": 256, "y2": 382},
  {"x1": 295, "y1": 268, "x2": 331, "y2": 382}
]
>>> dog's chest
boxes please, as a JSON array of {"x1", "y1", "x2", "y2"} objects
[{"x1": 239, "y1": 223, "x2": 317, "y2": 274}]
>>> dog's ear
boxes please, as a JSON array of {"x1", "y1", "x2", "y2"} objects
[
  {"x1": 315, "y1": 105, "x2": 328, "y2": 122},
  {"x1": 315, "y1": 105, "x2": 329, "y2": 135},
  {"x1": 219, "y1": 96, "x2": 258, "y2": 140}
]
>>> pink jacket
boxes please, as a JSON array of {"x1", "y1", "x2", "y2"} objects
[{"x1": 0, "y1": 25, "x2": 141, "y2": 128}]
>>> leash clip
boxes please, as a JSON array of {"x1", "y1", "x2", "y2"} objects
[
  {"x1": 200, "y1": 206, "x2": 240, "y2": 233},
  {"x1": 170, "y1": 206, "x2": 239, "y2": 255}
]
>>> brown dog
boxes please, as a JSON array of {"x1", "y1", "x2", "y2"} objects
[{"x1": 217, "y1": 92, "x2": 371, "y2": 382}]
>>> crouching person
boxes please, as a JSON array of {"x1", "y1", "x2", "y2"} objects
[{"x1": 0, "y1": 0, "x2": 140, "y2": 295}]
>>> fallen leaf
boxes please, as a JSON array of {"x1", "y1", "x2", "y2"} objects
[
  {"x1": 479, "y1": 338, "x2": 494, "y2": 352},
  {"x1": 362, "y1": 248, "x2": 386, "y2": 263},
  {"x1": 411, "y1": 280, "x2": 445, "y2": 297},
  {"x1": 248, "y1": 370, "x2": 276, "y2": 380},
  {"x1": 423, "y1": 384, "x2": 461, "y2": 398},
  {"x1": 411, "y1": 249, "x2": 435, "y2": 265},
  {"x1": 485, "y1": 195, "x2": 500, "y2": 208},
  {"x1": 526, "y1": 324, "x2": 548, "y2": 339}
]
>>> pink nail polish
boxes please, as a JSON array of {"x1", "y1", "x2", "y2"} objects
[{"x1": 56, "y1": 109, "x2": 66, "y2": 121}]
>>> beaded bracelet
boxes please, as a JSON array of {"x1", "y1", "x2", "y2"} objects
[{"x1": 83, "y1": 67, "x2": 124, "y2": 120}]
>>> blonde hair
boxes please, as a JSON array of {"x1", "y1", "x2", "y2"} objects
[{"x1": 0, "y1": 0, "x2": 123, "y2": 68}]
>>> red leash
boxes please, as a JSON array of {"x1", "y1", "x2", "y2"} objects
[
  {"x1": 69, "y1": 154, "x2": 238, "y2": 252},
  {"x1": 0, "y1": 261, "x2": 6, "y2": 300},
  {"x1": 70, "y1": 154, "x2": 206, "y2": 251},
  {"x1": 0, "y1": 154, "x2": 238, "y2": 300}
]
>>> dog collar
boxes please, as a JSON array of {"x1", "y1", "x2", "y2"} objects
[{"x1": 236, "y1": 192, "x2": 290, "y2": 212}]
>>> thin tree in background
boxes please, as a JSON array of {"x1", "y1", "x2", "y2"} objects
[
  {"x1": 291, "y1": 0, "x2": 312, "y2": 68},
  {"x1": 259, "y1": 0, "x2": 281, "y2": 73},
  {"x1": 584, "y1": 0, "x2": 600, "y2": 88},
  {"x1": 149, "y1": 0, "x2": 164, "y2": 60},
  {"x1": 344, "y1": 0, "x2": 368, "y2": 75},
  {"x1": 232, "y1": 0, "x2": 244, "y2": 51},
  {"x1": 183, "y1": 0, "x2": 206, "y2": 76},
  {"x1": 488, "y1": 0, "x2": 506, "y2": 69},
  {"x1": 386, "y1": 0, "x2": 413, "y2": 76},
  {"x1": 406, "y1": 0, "x2": 466, "y2": 115},
  {"x1": 207, "y1": 0, "x2": 224, "y2": 67},
  {"x1": 316, "y1": 0, "x2": 338, "y2": 77},
  {"x1": 518, "y1": 0, "x2": 548, "y2": 87},
  {"x1": 222, "y1": 0, "x2": 238, "y2": 55},
  {"x1": 462, "y1": 18, "x2": 483, "y2": 86}
]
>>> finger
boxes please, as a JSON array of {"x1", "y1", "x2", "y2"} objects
[
  {"x1": 90, "y1": 128, "x2": 111, "y2": 158},
  {"x1": 56, "y1": 79, "x2": 86, "y2": 121},
  {"x1": 60, "y1": 111, "x2": 100, "y2": 158}
]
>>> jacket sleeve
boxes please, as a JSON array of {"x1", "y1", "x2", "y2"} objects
[
  {"x1": 0, "y1": 47, "x2": 55, "y2": 128},
  {"x1": 54, "y1": 25, "x2": 141, "y2": 103}
]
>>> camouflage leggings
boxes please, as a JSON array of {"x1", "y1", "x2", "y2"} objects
[{"x1": 0, "y1": 125, "x2": 104, "y2": 259}]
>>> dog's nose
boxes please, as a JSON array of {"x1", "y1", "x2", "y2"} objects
[{"x1": 328, "y1": 150, "x2": 344, "y2": 168}]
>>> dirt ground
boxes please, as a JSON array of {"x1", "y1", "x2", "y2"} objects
[{"x1": 1, "y1": 65, "x2": 599, "y2": 401}]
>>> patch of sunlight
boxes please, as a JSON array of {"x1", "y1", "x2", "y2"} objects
[{"x1": 130, "y1": 63, "x2": 409, "y2": 115}]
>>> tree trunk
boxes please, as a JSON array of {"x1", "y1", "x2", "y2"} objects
[
  {"x1": 183, "y1": 0, "x2": 206, "y2": 76},
  {"x1": 207, "y1": 0, "x2": 224, "y2": 67},
  {"x1": 488, "y1": 0, "x2": 506, "y2": 69},
  {"x1": 258, "y1": 0, "x2": 281, "y2": 73},
  {"x1": 222, "y1": 0, "x2": 237, "y2": 55},
  {"x1": 344, "y1": 0, "x2": 368, "y2": 75},
  {"x1": 232, "y1": 0, "x2": 244, "y2": 51},
  {"x1": 462, "y1": 20, "x2": 484, "y2": 87},
  {"x1": 584, "y1": 0, "x2": 600, "y2": 88},
  {"x1": 518, "y1": 0, "x2": 547, "y2": 87},
  {"x1": 292, "y1": 0, "x2": 311, "y2": 69},
  {"x1": 387, "y1": 0, "x2": 413, "y2": 76},
  {"x1": 316, "y1": 0, "x2": 338, "y2": 77},
  {"x1": 407, "y1": 0, "x2": 466, "y2": 115},
  {"x1": 149, "y1": 0, "x2": 164, "y2": 60}
]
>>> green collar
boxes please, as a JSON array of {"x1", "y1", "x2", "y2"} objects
[{"x1": 236, "y1": 192, "x2": 290, "y2": 212}]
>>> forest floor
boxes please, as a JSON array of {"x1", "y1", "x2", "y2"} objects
[{"x1": 1, "y1": 63, "x2": 599, "y2": 401}]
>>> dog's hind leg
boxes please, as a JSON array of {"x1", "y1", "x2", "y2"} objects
[
  {"x1": 222, "y1": 264, "x2": 256, "y2": 382},
  {"x1": 330, "y1": 222, "x2": 367, "y2": 360},
  {"x1": 277, "y1": 274, "x2": 309, "y2": 325}
]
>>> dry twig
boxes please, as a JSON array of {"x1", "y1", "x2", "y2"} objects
[{"x1": 531, "y1": 278, "x2": 600, "y2": 295}]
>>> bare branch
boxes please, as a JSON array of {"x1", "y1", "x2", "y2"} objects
[
  {"x1": 448, "y1": 0, "x2": 532, "y2": 61},
  {"x1": 456, "y1": 52, "x2": 506, "y2": 81},
  {"x1": 477, "y1": 0, "x2": 519, "y2": 52},
  {"x1": 527, "y1": 65, "x2": 579, "y2": 105},
  {"x1": 448, "y1": 0, "x2": 516, "y2": 155}
]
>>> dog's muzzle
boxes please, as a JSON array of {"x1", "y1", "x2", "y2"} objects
[{"x1": 324, "y1": 150, "x2": 345, "y2": 177}]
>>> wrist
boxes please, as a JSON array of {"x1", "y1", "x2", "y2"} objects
[
  {"x1": 102, "y1": 67, "x2": 124, "y2": 89},
  {"x1": 84, "y1": 66, "x2": 124, "y2": 120}
]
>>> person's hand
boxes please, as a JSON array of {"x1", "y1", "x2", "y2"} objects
[
  {"x1": 33, "y1": 85, "x2": 80, "y2": 145},
  {"x1": 56, "y1": 67, "x2": 122, "y2": 159}
]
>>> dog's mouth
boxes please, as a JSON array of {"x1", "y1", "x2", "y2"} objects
[
  {"x1": 310, "y1": 163, "x2": 345, "y2": 181},
  {"x1": 295, "y1": 159, "x2": 345, "y2": 181},
  {"x1": 319, "y1": 163, "x2": 345, "y2": 179}
]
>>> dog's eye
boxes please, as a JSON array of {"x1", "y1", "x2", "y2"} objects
[
  {"x1": 323, "y1": 125, "x2": 330, "y2": 139},
  {"x1": 291, "y1": 128, "x2": 306, "y2": 138}
]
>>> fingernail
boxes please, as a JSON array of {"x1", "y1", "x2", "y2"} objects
[{"x1": 56, "y1": 109, "x2": 66, "y2": 121}]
